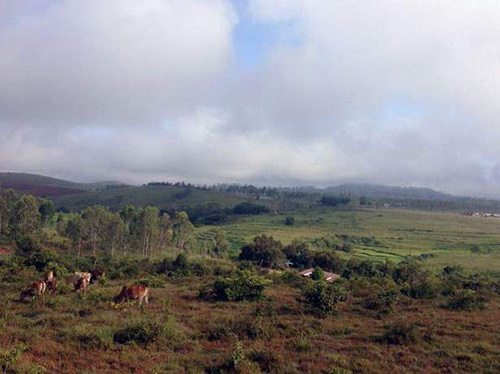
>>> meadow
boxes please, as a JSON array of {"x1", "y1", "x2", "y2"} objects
[
  {"x1": 197, "y1": 207, "x2": 500, "y2": 275},
  {"x1": 1, "y1": 204, "x2": 500, "y2": 373}
]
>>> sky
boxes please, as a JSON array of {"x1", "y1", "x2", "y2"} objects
[{"x1": 1, "y1": 0, "x2": 500, "y2": 197}]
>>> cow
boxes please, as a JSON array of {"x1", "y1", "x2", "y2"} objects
[
  {"x1": 113, "y1": 285, "x2": 149, "y2": 307},
  {"x1": 20, "y1": 280, "x2": 46, "y2": 302},
  {"x1": 73, "y1": 277, "x2": 89, "y2": 293},
  {"x1": 45, "y1": 270, "x2": 54, "y2": 282},
  {"x1": 68, "y1": 272, "x2": 92, "y2": 288},
  {"x1": 46, "y1": 279, "x2": 57, "y2": 294},
  {"x1": 90, "y1": 269, "x2": 105, "y2": 284}
]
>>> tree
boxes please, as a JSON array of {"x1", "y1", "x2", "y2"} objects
[
  {"x1": 283, "y1": 240, "x2": 312, "y2": 268},
  {"x1": 172, "y1": 211, "x2": 194, "y2": 250},
  {"x1": 65, "y1": 216, "x2": 84, "y2": 257},
  {"x1": 0, "y1": 195, "x2": 8, "y2": 237},
  {"x1": 137, "y1": 207, "x2": 160, "y2": 257},
  {"x1": 81, "y1": 206, "x2": 108, "y2": 256},
  {"x1": 300, "y1": 281, "x2": 348, "y2": 317},
  {"x1": 212, "y1": 228, "x2": 230, "y2": 256},
  {"x1": 10, "y1": 195, "x2": 41, "y2": 238},
  {"x1": 38, "y1": 199, "x2": 55, "y2": 224},
  {"x1": 103, "y1": 212, "x2": 126, "y2": 257},
  {"x1": 238, "y1": 235, "x2": 285, "y2": 269},
  {"x1": 311, "y1": 267, "x2": 324, "y2": 281}
]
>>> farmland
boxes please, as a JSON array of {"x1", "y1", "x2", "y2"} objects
[{"x1": 197, "y1": 208, "x2": 500, "y2": 274}]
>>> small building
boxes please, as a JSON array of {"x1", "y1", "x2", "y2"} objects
[{"x1": 299, "y1": 268, "x2": 341, "y2": 283}]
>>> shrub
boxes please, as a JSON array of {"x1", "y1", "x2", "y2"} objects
[
  {"x1": 113, "y1": 319, "x2": 166, "y2": 345},
  {"x1": 402, "y1": 279, "x2": 441, "y2": 299},
  {"x1": 363, "y1": 288, "x2": 398, "y2": 316},
  {"x1": 209, "y1": 271, "x2": 271, "y2": 302},
  {"x1": 381, "y1": 322, "x2": 418, "y2": 345},
  {"x1": 284, "y1": 216, "x2": 295, "y2": 226},
  {"x1": 311, "y1": 267, "x2": 324, "y2": 281},
  {"x1": 300, "y1": 281, "x2": 348, "y2": 317},
  {"x1": 0, "y1": 343, "x2": 28, "y2": 373},
  {"x1": 238, "y1": 235, "x2": 285, "y2": 269},
  {"x1": 232, "y1": 202, "x2": 270, "y2": 215},
  {"x1": 66, "y1": 324, "x2": 112, "y2": 349},
  {"x1": 312, "y1": 251, "x2": 344, "y2": 273},
  {"x1": 283, "y1": 241, "x2": 312, "y2": 269},
  {"x1": 446, "y1": 290, "x2": 489, "y2": 311}
]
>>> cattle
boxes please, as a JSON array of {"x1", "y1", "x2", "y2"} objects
[
  {"x1": 73, "y1": 277, "x2": 89, "y2": 293},
  {"x1": 68, "y1": 272, "x2": 92, "y2": 287},
  {"x1": 45, "y1": 270, "x2": 54, "y2": 282},
  {"x1": 20, "y1": 280, "x2": 46, "y2": 302},
  {"x1": 113, "y1": 285, "x2": 149, "y2": 307},
  {"x1": 90, "y1": 269, "x2": 105, "y2": 284},
  {"x1": 46, "y1": 279, "x2": 57, "y2": 294}
]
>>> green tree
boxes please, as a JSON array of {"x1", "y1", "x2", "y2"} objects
[
  {"x1": 212, "y1": 228, "x2": 230, "y2": 256},
  {"x1": 172, "y1": 211, "x2": 194, "y2": 250},
  {"x1": 103, "y1": 211, "x2": 126, "y2": 257},
  {"x1": 81, "y1": 205, "x2": 108, "y2": 256},
  {"x1": 65, "y1": 215, "x2": 84, "y2": 256},
  {"x1": 137, "y1": 206, "x2": 160, "y2": 257},
  {"x1": 38, "y1": 199, "x2": 55, "y2": 224},
  {"x1": 238, "y1": 235, "x2": 285, "y2": 269},
  {"x1": 10, "y1": 194, "x2": 41, "y2": 238}
]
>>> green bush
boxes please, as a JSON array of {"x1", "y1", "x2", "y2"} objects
[
  {"x1": 381, "y1": 322, "x2": 418, "y2": 345},
  {"x1": 113, "y1": 319, "x2": 166, "y2": 345},
  {"x1": 209, "y1": 270, "x2": 272, "y2": 302},
  {"x1": 363, "y1": 288, "x2": 399, "y2": 316},
  {"x1": 238, "y1": 235, "x2": 285, "y2": 269},
  {"x1": 402, "y1": 279, "x2": 441, "y2": 299},
  {"x1": 300, "y1": 281, "x2": 348, "y2": 317},
  {"x1": 446, "y1": 290, "x2": 489, "y2": 311}
]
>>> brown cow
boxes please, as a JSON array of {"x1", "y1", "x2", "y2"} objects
[
  {"x1": 90, "y1": 269, "x2": 105, "y2": 284},
  {"x1": 113, "y1": 285, "x2": 149, "y2": 306},
  {"x1": 20, "y1": 280, "x2": 46, "y2": 302},
  {"x1": 46, "y1": 279, "x2": 57, "y2": 294},
  {"x1": 73, "y1": 277, "x2": 89, "y2": 293}
]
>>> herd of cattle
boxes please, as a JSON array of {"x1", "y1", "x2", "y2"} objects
[{"x1": 19, "y1": 270, "x2": 149, "y2": 307}]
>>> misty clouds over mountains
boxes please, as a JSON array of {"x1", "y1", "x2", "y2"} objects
[{"x1": 1, "y1": 1, "x2": 500, "y2": 197}]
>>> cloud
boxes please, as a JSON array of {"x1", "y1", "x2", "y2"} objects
[
  {"x1": 1, "y1": 0, "x2": 500, "y2": 197},
  {"x1": 0, "y1": 0, "x2": 236, "y2": 125}
]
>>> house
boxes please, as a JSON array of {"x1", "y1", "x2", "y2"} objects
[{"x1": 299, "y1": 268, "x2": 341, "y2": 283}]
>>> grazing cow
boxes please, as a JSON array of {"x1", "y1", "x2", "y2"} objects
[
  {"x1": 46, "y1": 279, "x2": 57, "y2": 294},
  {"x1": 68, "y1": 272, "x2": 92, "y2": 286},
  {"x1": 73, "y1": 277, "x2": 89, "y2": 293},
  {"x1": 113, "y1": 285, "x2": 149, "y2": 306},
  {"x1": 45, "y1": 270, "x2": 54, "y2": 282},
  {"x1": 90, "y1": 269, "x2": 105, "y2": 284},
  {"x1": 20, "y1": 280, "x2": 46, "y2": 302}
]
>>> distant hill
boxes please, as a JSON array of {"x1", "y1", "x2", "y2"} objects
[
  {"x1": 324, "y1": 183, "x2": 459, "y2": 201},
  {"x1": 0, "y1": 172, "x2": 126, "y2": 197},
  {"x1": 52, "y1": 185, "x2": 246, "y2": 212}
]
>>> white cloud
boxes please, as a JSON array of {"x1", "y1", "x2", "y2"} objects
[{"x1": 2, "y1": 0, "x2": 500, "y2": 197}]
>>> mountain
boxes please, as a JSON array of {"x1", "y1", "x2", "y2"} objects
[{"x1": 0, "y1": 172, "x2": 126, "y2": 197}]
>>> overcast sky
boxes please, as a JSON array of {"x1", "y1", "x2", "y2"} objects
[{"x1": 1, "y1": 0, "x2": 500, "y2": 197}]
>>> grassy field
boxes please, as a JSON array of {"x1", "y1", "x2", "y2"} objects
[
  {"x1": 1, "y1": 207, "x2": 500, "y2": 373},
  {"x1": 196, "y1": 207, "x2": 500, "y2": 274},
  {"x1": 1, "y1": 272, "x2": 500, "y2": 374}
]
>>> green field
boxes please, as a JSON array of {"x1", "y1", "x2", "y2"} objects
[{"x1": 196, "y1": 207, "x2": 500, "y2": 274}]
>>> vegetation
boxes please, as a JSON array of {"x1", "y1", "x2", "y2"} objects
[{"x1": 1, "y1": 186, "x2": 500, "y2": 372}]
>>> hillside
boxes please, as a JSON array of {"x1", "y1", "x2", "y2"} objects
[
  {"x1": 324, "y1": 183, "x2": 457, "y2": 200},
  {"x1": 0, "y1": 172, "x2": 125, "y2": 197},
  {"x1": 52, "y1": 184, "x2": 247, "y2": 212}
]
